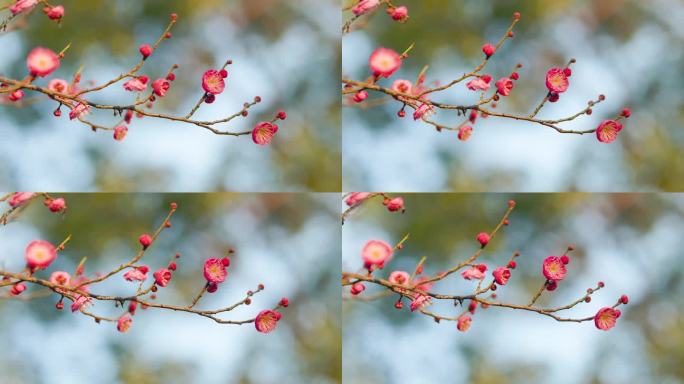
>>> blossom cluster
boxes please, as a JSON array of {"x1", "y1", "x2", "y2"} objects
[
  {"x1": 1, "y1": 195, "x2": 289, "y2": 334},
  {"x1": 0, "y1": 8, "x2": 287, "y2": 144},
  {"x1": 343, "y1": 10, "x2": 632, "y2": 142},
  {"x1": 343, "y1": 200, "x2": 629, "y2": 332}
]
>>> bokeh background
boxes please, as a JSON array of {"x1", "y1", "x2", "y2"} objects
[
  {"x1": 0, "y1": 0, "x2": 340, "y2": 192},
  {"x1": 342, "y1": 0, "x2": 684, "y2": 192},
  {"x1": 0, "y1": 193, "x2": 341, "y2": 384},
  {"x1": 343, "y1": 193, "x2": 684, "y2": 384}
]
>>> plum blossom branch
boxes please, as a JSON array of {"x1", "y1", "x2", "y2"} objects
[
  {"x1": 343, "y1": 0, "x2": 408, "y2": 34},
  {"x1": 0, "y1": 6, "x2": 287, "y2": 144},
  {"x1": 0, "y1": 194, "x2": 290, "y2": 334},
  {"x1": 341, "y1": 192, "x2": 405, "y2": 224},
  {"x1": 342, "y1": 199, "x2": 629, "y2": 332},
  {"x1": 343, "y1": 10, "x2": 633, "y2": 143}
]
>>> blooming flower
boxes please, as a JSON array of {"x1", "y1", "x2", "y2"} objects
[
  {"x1": 8, "y1": 192, "x2": 34, "y2": 207},
  {"x1": 123, "y1": 267, "x2": 148, "y2": 282},
  {"x1": 361, "y1": 240, "x2": 393, "y2": 268},
  {"x1": 48, "y1": 79, "x2": 69, "y2": 93},
  {"x1": 201, "y1": 69, "x2": 226, "y2": 95},
  {"x1": 25, "y1": 240, "x2": 57, "y2": 270},
  {"x1": 27, "y1": 47, "x2": 60, "y2": 77},
  {"x1": 49, "y1": 271, "x2": 71, "y2": 286},
  {"x1": 461, "y1": 266, "x2": 486, "y2": 280},
  {"x1": 410, "y1": 294, "x2": 431, "y2": 312},
  {"x1": 594, "y1": 307, "x2": 621, "y2": 330},
  {"x1": 203, "y1": 258, "x2": 228, "y2": 284},
  {"x1": 391, "y1": 79, "x2": 412, "y2": 94},
  {"x1": 413, "y1": 103, "x2": 434, "y2": 120},
  {"x1": 69, "y1": 103, "x2": 91, "y2": 120},
  {"x1": 596, "y1": 120, "x2": 623, "y2": 143},
  {"x1": 152, "y1": 78, "x2": 170, "y2": 97},
  {"x1": 345, "y1": 192, "x2": 371, "y2": 206},
  {"x1": 153, "y1": 268, "x2": 172, "y2": 287},
  {"x1": 71, "y1": 295, "x2": 92, "y2": 312},
  {"x1": 457, "y1": 315, "x2": 472, "y2": 332},
  {"x1": 388, "y1": 270, "x2": 410, "y2": 286},
  {"x1": 542, "y1": 256, "x2": 567, "y2": 281},
  {"x1": 251, "y1": 121, "x2": 279, "y2": 145},
  {"x1": 255, "y1": 310, "x2": 280, "y2": 333},
  {"x1": 492, "y1": 266, "x2": 511, "y2": 285},
  {"x1": 113, "y1": 125, "x2": 128, "y2": 141},
  {"x1": 352, "y1": 0, "x2": 379, "y2": 16},
  {"x1": 545, "y1": 67, "x2": 570, "y2": 93},
  {"x1": 495, "y1": 77, "x2": 514, "y2": 96},
  {"x1": 458, "y1": 125, "x2": 473, "y2": 141},
  {"x1": 117, "y1": 315, "x2": 133, "y2": 333},
  {"x1": 466, "y1": 77, "x2": 491, "y2": 91},
  {"x1": 369, "y1": 48, "x2": 402, "y2": 78},
  {"x1": 123, "y1": 76, "x2": 148, "y2": 92},
  {"x1": 10, "y1": 0, "x2": 38, "y2": 15}
]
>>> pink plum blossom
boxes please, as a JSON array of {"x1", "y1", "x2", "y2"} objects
[
  {"x1": 594, "y1": 307, "x2": 621, "y2": 330},
  {"x1": 117, "y1": 315, "x2": 133, "y2": 333},
  {"x1": 25, "y1": 240, "x2": 57, "y2": 270},
  {"x1": 201, "y1": 69, "x2": 226, "y2": 95},
  {"x1": 10, "y1": 0, "x2": 38, "y2": 15},
  {"x1": 251, "y1": 122, "x2": 278, "y2": 145},
  {"x1": 203, "y1": 258, "x2": 228, "y2": 284},
  {"x1": 388, "y1": 271, "x2": 410, "y2": 286},
  {"x1": 27, "y1": 47, "x2": 60, "y2": 77},
  {"x1": 391, "y1": 79, "x2": 412, "y2": 94},
  {"x1": 361, "y1": 240, "x2": 393, "y2": 268},
  {"x1": 596, "y1": 120, "x2": 623, "y2": 143},
  {"x1": 152, "y1": 78, "x2": 170, "y2": 97},
  {"x1": 369, "y1": 48, "x2": 402, "y2": 78},
  {"x1": 413, "y1": 103, "x2": 434, "y2": 120},
  {"x1": 113, "y1": 125, "x2": 128, "y2": 141},
  {"x1": 8, "y1": 192, "x2": 34, "y2": 207},
  {"x1": 458, "y1": 125, "x2": 473, "y2": 141},
  {"x1": 71, "y1": 295, "x2": 92, "y2": 312},
  {"x1": 410, "y1": 294, "x2": 431, "y2": 312},
  {"x1": 466, "y1": 77, "x2": 491, "y2": 91},
  {"x1": 123, "y1": 267, "x2": 148, "y2": 282},
  {"x1": 255, "y1": 310, "x2": 280, "y2": 333},
  {"x1": 352, "y1": 0, "x2": 379, "y2": 16},
  {"x1": 492, "y1": 266, "x2": 511, "y2": 285},
  {"x1": 153, "y1": 268, "x2": 172, "y2": 287},
  {"x1": 69, "y1": 103, "x2": 91, "y2": 120},
  {"x1": 545, "y1": 67, "x2": 570, "y2": 93},
  {"x1": 457, "y1": 315, "x2": 472, "y2": 332},
  {"x1": 495, "y1": 77, "x2": 514, "y2": 96},
  {"x1": 542, "y1": 256, "x2": 567, "y2": 281},
  {"x1": 345, "y1": 192, "x2": 371, "y2": 206},
  {"x1": 123, "y1": 76, "x2": 148, "y2": 92},
  {"x1": 461, "y1": 266, "x2": 486, "y2": 281},
  {"x1": 48, "y1": 79, "x2": 69, "y2": 93}
]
